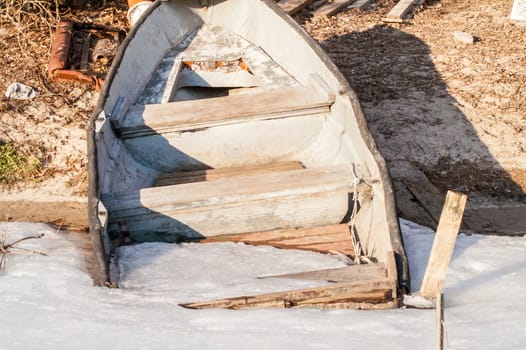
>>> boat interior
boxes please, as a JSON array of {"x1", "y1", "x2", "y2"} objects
[{"x1": 90, "y1": 0, "x2": 408, "y2": 303}]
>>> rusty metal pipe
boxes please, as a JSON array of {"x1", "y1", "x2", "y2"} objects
[{"x1": 48, "y1": 19, "x2": 73, "y2": 78}]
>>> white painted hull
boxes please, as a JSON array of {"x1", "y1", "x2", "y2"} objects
[{"x1": 88, "y1": 0, "x2": 409, "y2": 294}]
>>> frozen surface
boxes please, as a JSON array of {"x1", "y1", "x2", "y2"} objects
[{"x1": 0, "y1": 219, "x2": 525, "y2": 349}]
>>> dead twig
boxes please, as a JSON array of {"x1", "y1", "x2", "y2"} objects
[{"x1": 0, "y1": 231, "x2": 47, "y2": 270}]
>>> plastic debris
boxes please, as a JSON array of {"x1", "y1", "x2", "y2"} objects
[{"x1": 5, "y1": 82, "x2": 39, "y2": 100}]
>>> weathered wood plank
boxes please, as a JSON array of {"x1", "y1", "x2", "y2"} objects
[
  {"x1": 349, "y1": 0, "x2": 374, "y2": 10},
  {"x1": 313, "y1": 0, "x2": 357, "y2": 17},
  {"x1": 271, "y1": 240, "x2": 355, "y2": 256},
  {"x1": 392, "y1": 179, "x2": 437, "y2": 229},
  {"x1": 103, "y1": 166, "x2": 369, "y2": 241},
  {"x1": 119, "y1": 85, "x2": 334, "y2": 138},
  {"x1": 201, "y1": 224, "x2": 355, "y2": 255},
  {"x1": 258, "y1": 264, "x2": 386, "y2": 282},
  {"x1": 155, "y1": 161, "x2": 304, "y2": 187},
  {"x1": 269, "y1": 231, "x2": 350, "y2": 245},
  {"x1": 0, "y1": 200, "x2": 88, "y2": 228},
  {"x1": 103, "y1": 165, "x2": 361, "y2": 215},
  {"x1": 295, "y1": 289, "x2": 392, "y2": 305},
  {"x1": 463, "y1": 203, "x2": 526, "y2": 235},
  {"x1": 181, "y1": 279, "x2": 395, "y2": 309},
  {"x1": 201, "y1": 223, "x2": 350, "y2": 243},
  {"x1": 383, "y1": 0, "x2": 424, "y2": 22},
  {"x1": 114, "y1": 193, "x2": 350, "y2": 241},
  {"x1": 420, "y1": 191, "x2": 467, "y2": 299},
  {"x1": 278, "y1": 0, "x2": 316, "y2": 15},
  {"x1": 390, "y1": 160, "x2": 444, "y2": 227}
]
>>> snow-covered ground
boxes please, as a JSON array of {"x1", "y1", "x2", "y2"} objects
[{"x1": 0, "y1": 219, "x2": 524, "y2": 349}]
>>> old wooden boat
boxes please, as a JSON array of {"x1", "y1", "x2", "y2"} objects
[{"x1": 88, "y1": 0, "x2": 409, "y2": 308}]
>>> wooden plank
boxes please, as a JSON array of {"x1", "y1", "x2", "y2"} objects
[
  {"x1": 383, "y1": 0, "x2": 424, "y2": 22},
  {"x1": 160, "y1": 59, "x2": 183, "y2": 103},
  {"x1": 180, "y1": 279, "x2": 395, "y2": 309},
  {"x1": 349, "y1": 0, "x2": 374, "y2": 10},
  {"x1": 392, "y1": 179, "x2": 437, "y2": 229},
  {"x1": 271, "y1": 240, "x2": 355, "y2": 256},
  {"x1": 0, "y1": 200, "x2": 88, "y2": 228},
  {"x1": 268, "y1": 231, "x2": 350, "y2": 245},
  {"x1": 201, "y1": 224, "x2": 355, "y2": 255},
  {"x1": 118, "y1": 85, "x2": 334, "y2": 138},
  {"x1": 390, "y1": 160, "x2": 444, "y2": 226},
  {"x1": 313, "y1": 0, "x2": 357, "y2": 17},
  {"x1": 258, "y1": 264, "x2": 386, "y2": 282},
  {"x1": 462, "y1": 203, "x2": 526, "y2": 235},
  {"x1": 294, "y1": 289, "x2": 392, "y2": 305},
  {"x1": 278, "y1": 0, "x2": 316, "y2": 15},
  {"x1": 420, "y1": 191, "x2": 467, "y2": 299},
  {"x1": 201, "y1": 223, "x2": 350, "y2": 243},
  {"x1": 437, "y1": 292, "x2": 444, "y2": 350},
  {"x1": 155, "y1": 161, "x2": 304, "y2": 187},
  {"x1": 103, "y1": 165, "x2": 361, "y2": 215},
  {"x1": 103, "y1": 166, "x2": 369, "y2": 241}
]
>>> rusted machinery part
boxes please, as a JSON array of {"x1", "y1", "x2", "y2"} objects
[
  {"x1": 48, "y1": 19, "x2": 111, "y2": 91},
  {"x1": 52, "y1": 69, "x2": 104, "y2": 91},
  {"x1": 48, "y1": 19, "x2": 73, "y2": 78}
]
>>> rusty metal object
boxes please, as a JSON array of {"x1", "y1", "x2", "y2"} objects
[
  {"x1": 128, "y1": 0, "x2": 153, "y2": 7},
  {"x1": 48, "y1": 20, "x2": 125, "y2": 91}
]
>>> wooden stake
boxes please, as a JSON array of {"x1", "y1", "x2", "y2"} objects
[
  {"x1": 437, "y1": 291, "x2": 444, "y2": 350},
  {"x1": 420, "y1": 191, "x2": 467, "y2": 299}
]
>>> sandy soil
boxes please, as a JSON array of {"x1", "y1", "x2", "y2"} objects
[
  {"x1": 1, "y1": 0, "x2": 525, "y2": 215},
  {"x1": 303, "y1": 0, "x2": 526, "y2": 201}
]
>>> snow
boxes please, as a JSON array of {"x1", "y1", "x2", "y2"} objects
[{"x1": 1, "y1": 220, "x2": 525, "y2": 349}]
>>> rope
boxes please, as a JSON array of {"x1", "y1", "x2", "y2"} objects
[{"x1": 349, "y1": 165, "x2": 363, "y2": 263}]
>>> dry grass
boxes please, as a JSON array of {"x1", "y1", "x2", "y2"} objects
[{"x1": 0, "y1": 1, "x2": 65, "y2": 53}]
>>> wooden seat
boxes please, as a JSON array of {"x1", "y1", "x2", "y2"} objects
[
  {"x1": 113, "y1": 83, "x2": 335, "y2": 139},
  {"x1": 155, "y1": 161, "x2": 305, "y2": 187},
  {"x1": 101, "y1": 165, "x2": 369, "y2": 242}
]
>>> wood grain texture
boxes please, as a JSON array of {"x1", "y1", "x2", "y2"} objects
[
  {"x1": 383, "y1": 0, "x2": 424, "y2": 22},
  {"x1": 313, "y1": 0, "x2": 357, "y2": 17},
  {"x1": 155, "y1": 161, "x2": 304, "y2": 186},
  {"x1": 119, "y1": 85, "x2": 334, "y2": 138},
  {"x1": 0, "y1": 200, "x2": 88, "y2": 228},
  {"x1": 258, "y1": 264, "x2": 386, "y2": 282},
  {"x1": 420, "y1": 191, "x2": 467, "y2": 299},
  {"x1": 181, "y1": 279, "x2": 395, "y2": 309},
  {"x1": 103, "y1": 166, "x2": 368, "y2": 241},
  {"x1": 278, "y1": 0, "x2": 316, "y2": 15}
]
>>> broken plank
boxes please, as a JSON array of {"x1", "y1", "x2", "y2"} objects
[
  {"x1": 295, "y1": 289, "x2": 392, "y2": 305},
  {"x1": 383, "y1": 0, "x2": 424, "y2": 22},
  {"x1": 268, "y1": 231, "x2": 350, "y2": 245},
  {"x1": 313, "y1": 0, "x2": 357, "y2": 16},
  {"x1": 181, "y1": 279, "x2": 395, "y2": 309},
  {"x1": 278, "y1": 0, "x2": 316, "y2": 15},
  {"x1": 420, "y1": 191, "x2": 467, "y2": 299},
  {"x1": 271, "y1": 240, "x2": 355, "y2": 256},
  {"x1": 155, "y1": 161, "x2": 304, "y2": 187},
  {"x1": 390, "y1": 160, "x2": 444, "y2": 226},
  {"x1": 258, "y1": 264, "x2": 386, "y2": 282},
  {"x1": 392, "y1": 179, "x2": 437, "y2": 229},
  {"x1": 200, "y1": 224, "x2": 351, "y2": 244}
]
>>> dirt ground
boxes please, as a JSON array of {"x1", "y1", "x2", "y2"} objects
[{"x1": 1, "y1": 0, "x2": 525, "y2": 225}]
